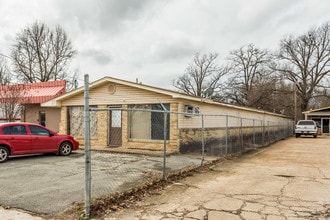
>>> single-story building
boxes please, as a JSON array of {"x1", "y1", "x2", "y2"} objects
[
  {"x1": 303, "y1": 107, "x2": 330, "y2": 135},
  {"x1": 0, "y1": 80, "x2": 66, "y2": 132},
  {"x1": 41, "y1": 76, "x2": 292, "y2": 153}
]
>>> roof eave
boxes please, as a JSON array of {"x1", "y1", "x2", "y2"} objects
[{"x1": 41, "y1": 99, "x2": 62, "y2": 107}]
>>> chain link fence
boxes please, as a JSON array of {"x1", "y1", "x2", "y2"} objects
[
  {"x1": 85, "y1": 107, "x2": 294, "y2": 216},
  {"x1": 179, "y1": 114, "x2": 293, "y2": 157}
]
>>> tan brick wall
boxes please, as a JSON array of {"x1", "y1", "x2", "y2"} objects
[
  {"x1": 122, "y1": 104, "x2": 128, "y2": 147},
  {"x1": 93, "y1": 105, "x2": 108, "y2": 146},
  {"x1": 61, "y1": 103, "x2": 181, "y2": 153},
  {"x1": 59, "y1": 106, "x2": 67, "y2": 134},
  {"x1": 169, "y1": 103, "x2": 179, "y2": 152}
]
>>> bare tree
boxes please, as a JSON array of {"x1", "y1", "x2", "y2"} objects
[
  {"x1": 274, "y1": 22, "x2": 330, "y2": 113},
  {"x1": 270, "y1": 81, "x2": 299, "y2": 117},
  {"x1": 0, "y1": 55, "x2": 10, "y2": 85},
  {"x1": 0, "y1": 84, "x2": 28, "y2": 122},
  {"x1": 225, "y1": 44, "x2": 276, "y2": 109},
  {"x1": 173, "y1": 53, "x2": 228, "y2": 98},
  {"x1": 0, "y1": 55, "x2": 29, "y2": 121},
  {"x1": 11, "y1": 21, "x2": 78, "y2": 88}
]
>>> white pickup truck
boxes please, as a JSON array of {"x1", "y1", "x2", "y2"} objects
[{"x1": 295, "y1": 120, "x2": 318, "y2": 138}]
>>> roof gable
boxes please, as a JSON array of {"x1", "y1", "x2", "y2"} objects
[
  {"x1": 303, "y1": 106, "x2": 330, "y2": 114},
  {"x1": 42, "y1": 76, "x2": 210, "y2": 105},
  {"x1": 41, "y1": 76, "x2": 288, "y2": 118}
]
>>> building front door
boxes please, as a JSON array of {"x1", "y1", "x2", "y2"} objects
[
  {"x1": 39, "y1": 111, "x2": 46, "y2": 126},
  {"x1": 108, "y1": 107, "x2": 122, "y2": 147},
  {"x1": 322, "y1": 118, "x2": 330, "y2": 134}
]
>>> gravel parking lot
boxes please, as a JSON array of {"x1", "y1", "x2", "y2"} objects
[{"x1": 0, "y1": 150, "x2": 203, "y2": 214}]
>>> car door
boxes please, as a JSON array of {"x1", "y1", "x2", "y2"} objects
[
  {"x1": 1, "y1": 125, "x2": 32, "y2": 155},
  {"x1": 28, "y1": 125, "x2": 58, "y2": 153}
]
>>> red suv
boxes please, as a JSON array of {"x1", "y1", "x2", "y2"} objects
[{"x1": 0, "y1": 122, "x2": 79, "y2": 163}]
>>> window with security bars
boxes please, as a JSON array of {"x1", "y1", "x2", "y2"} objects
[
  {"x1": 129, "y1": 104, "x2": 170, "y2": 140},
  {"x1": 67, "y1": 106, "x2": 98, "y2": 137}
]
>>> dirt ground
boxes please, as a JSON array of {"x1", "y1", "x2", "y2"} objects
[{"x1": 98, "y1": 136, "x2": 330, "y2": 220}]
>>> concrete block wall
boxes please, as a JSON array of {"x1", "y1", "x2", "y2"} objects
[{"x1": 179, "y1": 126, "x2": 268, "y2": 155}]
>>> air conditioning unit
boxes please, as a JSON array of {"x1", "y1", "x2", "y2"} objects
[{"x1": 184, "y1": 105, "x2": 200, "y2": 117}]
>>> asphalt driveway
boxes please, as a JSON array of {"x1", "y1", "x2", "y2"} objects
[{"x1": 0, "y1": 150, "x2": 203, "y2": 214}]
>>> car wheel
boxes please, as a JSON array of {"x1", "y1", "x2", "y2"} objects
[
  {"x1": 0, "y1": 146, "x2": 9, "y2": 163},
  {"x1": 59, "y1": 142, "x2": 72, "y2": 156},
  {"x1": 295, "y1": 134, "x2": 300, "y2": 138},
  {"x1": 313, "y1": 134, "x2": 317, "y2": 138}
]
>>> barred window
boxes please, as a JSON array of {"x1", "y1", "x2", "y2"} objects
[
  {"x1": 129, "y1": 104, "x2": 170, "y2": 140},
  {"x1": 67, "y1": 106, "x2": 98, "y2": 138}
]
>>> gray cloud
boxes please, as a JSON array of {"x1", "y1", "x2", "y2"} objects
[
  {"x1": 54, "y1": 0, "x2": 160, "y2": 35},
  {"x1": 1, "y1": 0, "x2": 330, "y2": 88},
  {"x1": 80, "y1": 49, "x2": 112, "y2": 65},
  {"x1": 148, "y1": 38, "x2": 197, "y2": 63}
]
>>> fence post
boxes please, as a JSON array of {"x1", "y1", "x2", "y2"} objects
[
  {"x1": 240, "y1": 117, "x2": 243, "y2": 152},
  {"x1": 201, "y1": 114, "x2": 205, "y2": 166},
  {"x1": 274, "y1": 122, "x2": 276, "y2": 141},
  {"x1": 226, "y1": 115, "x2": 228, "y2": 155},
  {"x1": 158, "y1": 101, "x2": 169, "y2": 181},
  {"x1": 262, "y1": 119, "x2": 265, "y2": 146},
  {"x1": 268, "y1": 121, "x2": 270, "y2": 144},
  {"x1": 253, "y1": 119, "x2": 255, "y2": 148},
  {"x1": 84, "y1": 74, "x2": 91, "y2": 218},
  {"x1": 162, "y1": 111, "x2": 167, "y2": 181}
]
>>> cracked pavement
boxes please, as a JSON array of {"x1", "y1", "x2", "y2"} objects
[
  {"x1": 0, "y1": 150, "x2": 202, "y2": 218},
  {"x1": 104, "y1": 136, "x2": 330, "y2": 220}
]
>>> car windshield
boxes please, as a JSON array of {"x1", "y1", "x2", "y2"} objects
[{"x1": 298, "y1": 121, "x2": 315, "y2": 125}]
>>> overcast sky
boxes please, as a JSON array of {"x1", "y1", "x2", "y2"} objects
[{"x1": 1, "y1": 0, "x2": 330, "y2": 89}]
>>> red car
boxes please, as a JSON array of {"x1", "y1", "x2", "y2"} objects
[{"x1": 0, "y1": 122, "x2": 79, "y2": 163}]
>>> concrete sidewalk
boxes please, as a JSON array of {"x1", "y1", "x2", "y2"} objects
[
  {"x1": 104, "y1": 136, "x2": 330, "y2": 219},
  {"x1": 0, "y1": 207, "x2": 43, "y2": 220}
]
